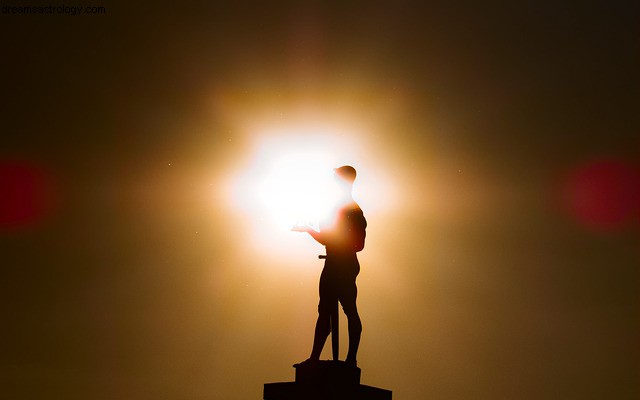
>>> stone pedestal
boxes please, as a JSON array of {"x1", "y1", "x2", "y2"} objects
[{"x1": 264, "y1": 360, "x2": 392, "y2": 400}]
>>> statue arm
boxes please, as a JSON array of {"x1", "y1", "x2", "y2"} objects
[
  {"x1": 307, "y1": 229, "x2": 327, "y2": 245},
  {"x1": 291, "y1": 224, "x2": 328, "y2": 245}
]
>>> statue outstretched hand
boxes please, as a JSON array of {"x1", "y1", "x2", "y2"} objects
[
  {"x1": 291, "y1": 224, "x2": 312, "y2": 232},
  {"x1": 291, "y1": 222, "x2": 324, "y2": 245}
]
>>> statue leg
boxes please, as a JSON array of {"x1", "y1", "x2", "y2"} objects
[
  {"x1": 310, "y1": 309, "x2": 331, "y2": 360},
  {"x1": 310, "y1": 267, "x2": 338, "y2": 361},
  {"x1": 341, "y1": 279, "x2": 361, "y2": 366},
  {"x1": 330, "y1": 300, "x2": 339, "y2": 361},
  {"x1": 344, "y1": 306, "x2": 361, "y2": 365}
]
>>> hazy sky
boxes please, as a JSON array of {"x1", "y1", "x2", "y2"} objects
[{"x1": 1, "y1": 1, "x2": 638, "y2": 399}]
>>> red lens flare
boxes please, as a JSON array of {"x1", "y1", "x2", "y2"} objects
[
  {"x1": 561, "y1": 159, "x2": 639, "y2": 232},
  {"x1": 0, "y1": 160, "x2": 56, "y2": 231}
]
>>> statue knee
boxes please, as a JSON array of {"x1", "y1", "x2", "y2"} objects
[
  {"x1": 342, "y1": 305, "x2": 361, "y2": 323},
  {"x1": 318, "y1": 303, "x2": 333, "y2": 316}
]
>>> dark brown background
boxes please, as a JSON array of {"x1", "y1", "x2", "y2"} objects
[{"x1": 1, "y1": 1, "x2": 638, "y2": 399}]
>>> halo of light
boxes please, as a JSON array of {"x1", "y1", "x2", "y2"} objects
[
  {"x1": 223, "y1": 118, "x2": 398, "y2": 263},
  {"x1": 231, "y1": 131, "x2": 350, "y2": 232}
]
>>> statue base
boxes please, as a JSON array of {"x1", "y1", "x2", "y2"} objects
[{"x1": 264, "y1": 360, "x2": 392, "y2": 400}]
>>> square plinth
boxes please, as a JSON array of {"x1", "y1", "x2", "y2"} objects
[
  {"x1": 264, "y1": 360, "x2": 392, "y2": 400},
  {"x1": 295, "y1": 360, "x2": 361, "y2": 386}
]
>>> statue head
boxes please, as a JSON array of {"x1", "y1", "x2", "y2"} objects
[
  {"x1": 334, "y1": 165, "x2": 356, "y2": 182},
  {"x1": 333, "y1": 165, "x2": 356, "y2": 199}
]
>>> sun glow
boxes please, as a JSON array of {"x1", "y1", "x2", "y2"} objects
[
  {"x1": 231, "y1": 130, "x2": 352, "y2": 232},
  {"x1": 224, "y1": 118, "x2": 398, "y2": 261},
  {"x1": 257, "y1": 152, "x2": 342, "y2": 230}
]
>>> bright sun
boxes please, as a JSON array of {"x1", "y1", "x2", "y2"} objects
[
  {"x1": 230, "y1": 130, "x2": 353, "y2": 232},
  {"x1": 256, "y1": 152, "x2": 340, "y2": 230}
]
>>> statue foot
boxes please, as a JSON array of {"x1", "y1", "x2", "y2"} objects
[{"x1": 293, "y1": 358, "x2": 319, "y2": 368}]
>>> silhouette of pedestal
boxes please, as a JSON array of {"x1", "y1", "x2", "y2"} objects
[{"x1": 264, "y1": 360, "x2": 392, "y2": 400}]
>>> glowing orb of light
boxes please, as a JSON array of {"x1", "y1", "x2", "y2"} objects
[
  {"x1": 255, "y1": 153, "x2": 341, "y2": 230},
  {"x1": 230, "y1": 132, "x2": 354, "y2": 233}
]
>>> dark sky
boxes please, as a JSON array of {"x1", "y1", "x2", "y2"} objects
[{"x1": 1, "y1": 1, "x2": 638, "y2": 399}]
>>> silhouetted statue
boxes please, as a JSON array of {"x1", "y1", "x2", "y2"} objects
[{"x1": 292, "y1": 165, "x2": 367, "y2": 368}]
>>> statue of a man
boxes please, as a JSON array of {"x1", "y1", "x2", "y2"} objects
[{"x1": 292, "y1": 165, "x2": 367, "y2": 367}]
